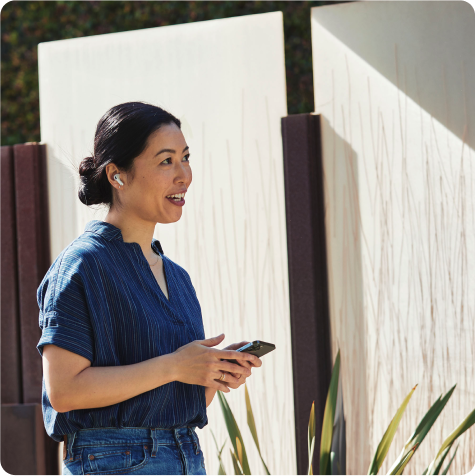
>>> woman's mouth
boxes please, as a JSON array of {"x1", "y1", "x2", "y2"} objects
[{"x1": 166, "y1": 195, "x2": 185, "y2": 206}]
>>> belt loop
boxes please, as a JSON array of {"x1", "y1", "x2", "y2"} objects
[
  {"x1": 66, "y1": 431, "x2": 77, "y2": 461},
  {"x1": 189, "y1": 426, "x2": 200, "y2": 455},
  {"x1": 150, "y1": 428, "x2": 158, "y2": 458}
]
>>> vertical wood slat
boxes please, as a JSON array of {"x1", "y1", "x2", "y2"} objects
[
  {"x1": 13, "y1": 143, "x2": 51, "y2": 405},
  {"x1": 1, "y1": 145, "x2": 22, "y2": 404},
  {"x1": 281, "y1": 113, "x2": 333, "y2": 475},
  {"x1": 2, "y1": 142, "x2": 58, "y2": 475},
  {"x1": 1, "y1": 403, "x2": 46, "y2": 474}
]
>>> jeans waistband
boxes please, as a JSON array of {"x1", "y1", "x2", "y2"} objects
[{"x1": 63, "y1": 426, "x2": 199, "y2": 461}]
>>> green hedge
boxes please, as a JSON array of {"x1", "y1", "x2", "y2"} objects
[{"x1": 1, "y1": 0, "x2": 347, "y2": 146}]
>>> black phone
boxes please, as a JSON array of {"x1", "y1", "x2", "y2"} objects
[{"x1": 224, "y1": 340, "x2": 275, "y2": 366}]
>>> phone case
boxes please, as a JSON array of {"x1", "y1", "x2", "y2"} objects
[{"x1": 225, "y1": 340, "x2": 275, "y2": 366}]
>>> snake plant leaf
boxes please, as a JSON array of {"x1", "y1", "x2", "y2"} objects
[
  {"x1": 387, "y1": 445, "x2": 418, "y2": 476},
  {"x1": 441, "y1": 442, "x2": 459, "y2": 475},
  {"x1": 244, "y1": 383, "x2": 260, "y2": 452},
  {"x1": 244, "y1": 383, "x2": 271, "y2": 475},
  {"x1": 387, "y1": 384, "x2": 457, "y2": 475},
  {"x1": 368, "y1": 384, "x2": 418, "y2": 475},
  {"x1": 405, "y1": 385, "x2": 456, "y2": 450},
  {"x1": 309, "y1": 401, "x2": 316, "y2": 466},
  {"x1": 429, "y1": 444, "x2": 452, "y2": 475},
  {"x1": 308, "y1": 437, "x2": 315, "y2": 475},
  {"x1": 231, "y1": 449, "x2": 244, "y2": 475},
  {"x1": 426, "y1": 409, "x2": 474, "y2": 474},
  {"x1": 320, "y1": 349, "x2": 341, "y2": 476},
  {"x1": 330, "y1": 369, "x2": 346, "y2": 475},
  {"x1": 210, "y1": 429, "x2": 227, "y2": 475},
  {"x1": 217, "y1": 391, "x2": 252, "y2": 475},
  {"x1": 236, "y1": 437, "x2": 243, "y2": 468}
]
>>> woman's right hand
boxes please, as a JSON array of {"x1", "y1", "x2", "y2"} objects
[{"x1": 170, "y1": 333, "x2": 258, "y2": 392}]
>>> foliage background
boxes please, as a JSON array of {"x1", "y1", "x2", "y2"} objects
[{"x1": 1, "y1": 0, "x2": 350, "y2": 146}]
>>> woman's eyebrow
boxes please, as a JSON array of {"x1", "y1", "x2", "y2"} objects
[{"x1": 155, "y1": 146, "x2": 189, "y2": 157}]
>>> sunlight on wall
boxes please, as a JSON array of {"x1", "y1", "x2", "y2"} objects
[
  {"x1": 312, "y1": 2, "x2": 474, "y2": 474},
  {"x1": 39, "y1": 12, "x2": 295, "y2": 474}
]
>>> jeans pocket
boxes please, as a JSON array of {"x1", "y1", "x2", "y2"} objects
[{"x1": 83, "y1": 443, "x2": 149, "y2": 475}]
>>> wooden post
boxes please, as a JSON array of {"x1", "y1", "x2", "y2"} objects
[{"x1": 281, "y1": 114, "x2": 334, "y2": 475}]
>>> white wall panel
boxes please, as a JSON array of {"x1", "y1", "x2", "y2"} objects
[
  {"x1": 39, "y1": 12, "x2": 296, "y2": 474},
  {"x1": 312, "y1": 2, "x2": 474, "y2": 474}
]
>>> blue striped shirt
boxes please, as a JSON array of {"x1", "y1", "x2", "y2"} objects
[{"x1": 36, "y1": 220, "x2": 208, "y2": 442}]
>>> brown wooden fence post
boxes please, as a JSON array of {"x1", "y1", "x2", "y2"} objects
[
  {"x1": 281, "y1": 113, "x2": 334, "y2": 475},
  {"x1": 1, "y1": 142, "x2": 58, "y2": 475}
]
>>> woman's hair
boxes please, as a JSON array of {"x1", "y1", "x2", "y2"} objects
[{"x1": 78, "y1": 101, "x2": 181, "y2": 208}]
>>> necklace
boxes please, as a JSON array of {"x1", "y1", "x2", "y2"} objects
[{"x1": 147, "y1": 253, "x2": 160, "y2": 267}]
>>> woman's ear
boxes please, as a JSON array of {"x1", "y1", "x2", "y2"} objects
[{"x1": 105, "y1": 163, "x2": 122, "y2": 190}]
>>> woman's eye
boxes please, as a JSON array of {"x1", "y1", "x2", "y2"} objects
[{"x1": 162, "y1": 154, "x2": 190, "y2": 165}]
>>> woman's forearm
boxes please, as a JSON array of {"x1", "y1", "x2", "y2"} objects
[
  {"x1": 56, "y1": 353, "x2": 177, "y2": 413},
  {"x1": 205, "y1": 386, "x2": 218, "y2": 407}
]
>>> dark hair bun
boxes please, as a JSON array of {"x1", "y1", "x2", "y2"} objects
[
  {"x1": 78, "y1": 156, "x2": 105, "y2": 206},
  {"x1": 79, "y1": 156, "x2": 96, "y2": 177}
]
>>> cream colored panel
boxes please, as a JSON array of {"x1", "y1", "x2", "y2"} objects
[
  {"x1": 312, "y1": 2, "x2": 474, "y2": 474},
  {"x1": 39, "y1": 12, "x2": 295, "y2": 474}
]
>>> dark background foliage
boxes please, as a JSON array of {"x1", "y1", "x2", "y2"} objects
[{"x1": 1, "y1": 0, "x2": 349, "y2": 146}]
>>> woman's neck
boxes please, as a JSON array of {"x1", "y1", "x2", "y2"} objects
[{"x1": 103, "y1": 210, "x2": 157, "y2": 261}]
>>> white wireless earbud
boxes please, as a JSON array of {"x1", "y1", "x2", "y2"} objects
[{"x1": 114, "y1": 174, "x2": 124, "y2": 186}]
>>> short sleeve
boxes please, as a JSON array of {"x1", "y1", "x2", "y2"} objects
[{"x1": 37, "y1": 255, "x2": 95, "y2": 362}]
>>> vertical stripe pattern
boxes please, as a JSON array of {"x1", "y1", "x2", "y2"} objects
[{"x1": 36, "y1": 220, "x2": 208, "y2": 443}]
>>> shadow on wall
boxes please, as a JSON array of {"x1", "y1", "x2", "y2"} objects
[
  {"x1": 319, "y1": 114, "x2": 370, "y2": 471},
  {"x1": 45, "y1": 142, "x2": 80, "y2": 261},
  {"x1": 312, "y1": 1, "x2": 475, "y2": 149}
]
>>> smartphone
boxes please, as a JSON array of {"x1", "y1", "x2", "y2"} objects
[{"x1": 224, "y1": 340, "x2": 275, "y2": 366}]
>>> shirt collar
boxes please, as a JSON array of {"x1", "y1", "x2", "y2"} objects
[
  {"x1": 85, "y1": 220, "x2": 123, "y2": 241},
  {"x1": 84, "y1": 220, "x2": 164, "y2": 254}
]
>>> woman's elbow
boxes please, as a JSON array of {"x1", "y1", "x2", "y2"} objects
[{"x1": 47, "y1": 389, "x2": 72, "y2": 413}]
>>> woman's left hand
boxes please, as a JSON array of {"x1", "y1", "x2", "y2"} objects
[{"x1": 218, "y1": 341, "x2": 262, "y2": 390}]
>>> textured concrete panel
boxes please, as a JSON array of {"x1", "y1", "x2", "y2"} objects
[
  {"x1": 311, "y1": 2, "x2": 474, "y2": 474},
  {"x1": 39, "y1": 12, "x2": 295, "y2": 474}
]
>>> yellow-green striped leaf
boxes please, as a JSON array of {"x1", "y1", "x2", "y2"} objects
[
  {"x1": 319, "y1": 349, "x2": 341, "y2": 475},
  {"x1": 368, "y1": 384, "x2": 418, "y2": 474},
  {"x1": 230, "y1": 449, "x2": 244, "y2": 475},
  {"x1": 387, "y1": 384, "x2": 457, "y2": 475},
  {"x1": 210, "y1": 429, "x2": 227, "y2": 475},
  {"x1": 441, "y1": 443, "x2": 459, "y2": 475},
  {"x1": 426, "y1": 410, "x2": 474, "y2": 474},
  {"x1": 309, "y1": 400, "x2": 316, "y2": 467},
  {"x1": 217, "y1": 390, "x2": 251, "y2": 474},
  {"x1": 244, "y1": 383, "x2": 270, "y2": 475}
]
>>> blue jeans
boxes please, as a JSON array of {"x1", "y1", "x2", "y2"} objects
[{"x1": 61, "y1": 426, "x2": 207, "y2": 475}]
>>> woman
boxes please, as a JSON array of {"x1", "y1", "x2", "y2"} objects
[{"x1": 36, "y1": 101, "x2": 262, "y2": 475}]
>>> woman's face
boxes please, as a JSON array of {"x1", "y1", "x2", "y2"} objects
[{"x1": 120, "y1": 123, "x2": 192, "y2": 224}]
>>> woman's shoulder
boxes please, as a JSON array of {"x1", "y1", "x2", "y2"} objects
[
  {"x1": 42, "y1": 231, "x2": 111, "y2": 283},
  {"x1": 63, "y1": 232, "x2": 108, "y2": 262}
]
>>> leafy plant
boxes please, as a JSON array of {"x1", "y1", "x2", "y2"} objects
[{"x1": 217, "y1": 348, "x2": 474, "y2": 475}]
